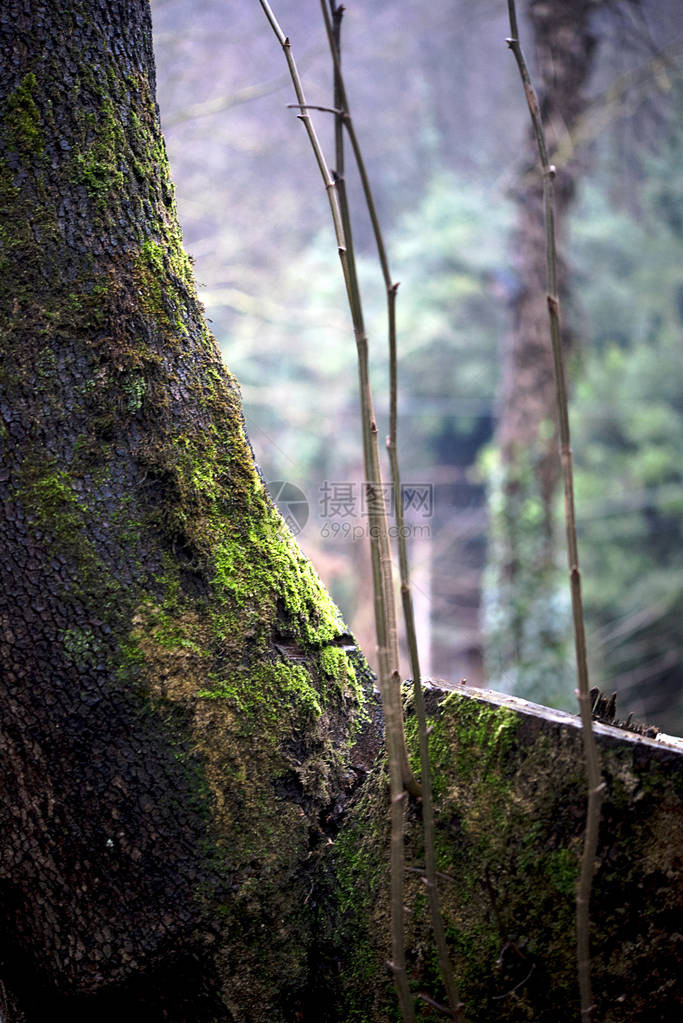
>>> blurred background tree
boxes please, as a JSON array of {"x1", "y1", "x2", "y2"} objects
[{"x1": 151, "y1": 0, "x2": 682, "y2": 732}]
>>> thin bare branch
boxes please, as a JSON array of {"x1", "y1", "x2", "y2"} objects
[
  {"x1": 505, "y1": 4, "x2": 604, "y2": 1020},
  {"x1": 321, "y1": 2, "x2": 464, "y2": 1018},
  {"x1": 260, "y1": 4, "x2": 420, "y2": 1018},
  {"x1": 257, "y1": 1, "x2": 347, "y2": 257},
  {"x1": 323, "y1": 6, "x2": 414, "y2": 1019},
  {"x1": 287, "y1": 102, "x2": 344, "y2": 115}
]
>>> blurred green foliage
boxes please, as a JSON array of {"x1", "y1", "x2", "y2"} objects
[
  {"x1": 223, "y1": 172, "x2": 511, "y2": 481},
  {"x1": 153, "y1": 0, "x2": 682, "y2": 729},
  {"x1": 485, "y1": 87, "x2": 683, "y2": 729},
  {"x1": 570, "y1": 120, "x2": 683, "y2": 731}
]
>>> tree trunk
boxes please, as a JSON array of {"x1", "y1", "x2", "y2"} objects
[
  {"x1": 486, "y1": 0, "x2": 598, "y2": 704},
  {"x1": 0, "y1": 2, "x2": 375, "y2": 1018}
]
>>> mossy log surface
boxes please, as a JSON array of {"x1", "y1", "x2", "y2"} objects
[
  {"x1": 320, "y1": 683, "x2": 682, "y2": 1023},
  {"x1": 0, "y1": 2, "x2": 376, "y2": 1020}
]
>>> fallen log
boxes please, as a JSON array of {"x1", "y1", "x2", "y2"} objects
[{"x1": 318, "y1": 682, "x2": 683, "y2": 1023}]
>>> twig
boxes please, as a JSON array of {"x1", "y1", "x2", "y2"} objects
[
  {"x1": 286, "y1": 102, "x2": 345, "y2": 115},
  {"x1": 324, "y1": 6, "x2": 415, "y2": 1019},
  {"x1": 491, "y1": 963, "x2": 536, "y2": 1001},
  {"x1": 321, "y1": 3, "x2": 464, "y2": 1019},
  {"x1": 257, "y1": 1, "x2": 347, "y2": 258},
  {"x1": 505, "y1": 4, "x2": 604, "y2": 1019},
  {"x1": 164, "y1": 63, "x2": 315, "y2": 127},
  {"x1": 259, "y1": 3, "x2": 419, "y2": 1019}
]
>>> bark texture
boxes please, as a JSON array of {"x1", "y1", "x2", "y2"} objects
[
  {"x1": 322, "y1": 683, "x2": 683, "y2": 1023},
  {"x1": 0, "y1": 2, "x2": 375, "y2": 1019},
  {"x1": 499, "y1": 0, "x2": 598, "y2": 486},
  {"x1": 486, "y1": 0, "x2": 599, "y2": 702}
]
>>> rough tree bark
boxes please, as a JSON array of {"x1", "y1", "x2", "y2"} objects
[
  {"x1": 486, "y1": 0, "x2": 599, "y2": 704},
  {"x1": 0, "y1": 2, "x2": 376, "y2": 1019}
]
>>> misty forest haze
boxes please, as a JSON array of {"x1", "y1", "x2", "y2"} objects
[{"x1": 152, "y1": 0, "x2": 683, "y2": 732}]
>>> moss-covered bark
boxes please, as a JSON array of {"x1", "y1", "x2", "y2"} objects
[
  {"x1": 0, "y1": 3, "x2": 376, "y2": 1019},
  {"x1": 321, "y1": 683, "x2": 682, "y2": 1022}
]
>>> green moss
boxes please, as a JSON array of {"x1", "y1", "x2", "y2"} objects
[
  {"x1": 133, "y1": 238, "x2": 192, "y2": 341},
  {"x1": 212, "y1": 515, "x2": 344, "y2": 648},
  {"x1": 140, "y1": 236, "x2": 193, "y2": 293},
  {"x1": 545, "y1": 846, "x2": 580, "y2": 898},
  {"x1": 198, "y1": 661, "x2": 323, "y2": 723},
  {"x1": 319, "y1": 645, "x2": 362, "y2": 702},
  {"x1": 327, "y1": 693, "x2": 580, "y2": 1020},
  {"x1": 143, "y1": 410, "x2": 349, "y2": 651},
  {"x1": 405, "y1": 691, "x2": 517, "y2": 801},
  {"x1": 327, "y1": 776, "x2": 391, "y2": 1021},
  {"x1": 16, "y1": 464, "x2": 88, "y2": 533},
  {"x1": 0, "y1": 157, "x2": 20, "y2": 277},
  {"x1": 35, "y1": 345, "x2": 57, "y2": 377},
  {"x1": 211, "y1": 508, "x2": 340, "y2": 636},
  {"x1": 3, "y1": 73, "x2": 44, "y2": 155},
  {"x1": 145, "y1": 608, "x2": 205, "y2": 655},
  {"x1": 125, "y1": 575, "x2": 361, "y2": 808},
  {"x1": 11, "y1": 457, "x2": 122, "y2": 607},
  {"x1": 445, "y1": 693, "x2": 517, "y2": 778},
  {"x1": 63, "y1": 626, "x2": 105, "y2": 669},
  {"x1": 123, "y1": 374, "x2": 146, "y2": 413},
  {"x1": 28, "y1": 276, "x2": 113, "y2": 339},
  {"x1": 71, "y1": 97, "x2": 124, "y2": 208}
]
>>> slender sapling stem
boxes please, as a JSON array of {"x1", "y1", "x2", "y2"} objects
[
  {"x1": 322, "y1": 2, "x2": 464, "y2": 1018},
  {"x1": 505, "y1": 4, "x2": 604, "y2": 1019}
]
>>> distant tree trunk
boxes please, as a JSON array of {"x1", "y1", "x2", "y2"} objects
[
  {"x1": 486, "y1": 0, "x2": 599, "y2": 704},
  {"x1": 0, "y1": 2, "x2": 374, "y2": 1018}
]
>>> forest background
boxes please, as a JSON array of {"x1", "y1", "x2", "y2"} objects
[{"x1": 151, "y1": 0, "x2": 683, "y2": 733}]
